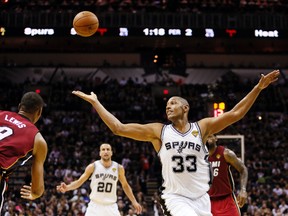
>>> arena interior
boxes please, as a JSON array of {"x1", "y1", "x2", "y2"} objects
[{"x1": 1, "y1": 0, "x2": 288, "y2": 215}]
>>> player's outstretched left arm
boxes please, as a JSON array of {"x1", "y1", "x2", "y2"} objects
[
  {"x1": 199, "y1": 69, "x2": 280, "y2": 141},
  {"x1": 118, "y1": 165, "x2": 143, "y2": 214}
]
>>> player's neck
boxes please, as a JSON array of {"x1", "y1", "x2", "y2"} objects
[
  {"x1": 18, "y1": 111, "x2": 32, "y2": 122},
  {"x1": 172, "y1": 121, "x2": 190, "y2": 133},
  {"x1": 100, "y1": 159, "x2": 112, "y2": 168}
]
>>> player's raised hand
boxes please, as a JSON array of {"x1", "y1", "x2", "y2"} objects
[
  {"x1": 72, "y1": 91, "x2": 98, "y2": 104},
  {"x1": 56, "y1": 182, "x2": 68, "y2": 193},
  {"x1": 257, "y1": 69, "x2": 280, "y2": 90}
]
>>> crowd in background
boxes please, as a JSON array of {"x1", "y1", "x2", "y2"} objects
[
  {"x1": 1, "y1": 0, "x2": 288, "y2": 13},
  {"x1": 1, "y1": 0, "x2": 287, "y2": 214},
  {"x1": 0, "y1": 70, "x2": 288, "y2": 215}
]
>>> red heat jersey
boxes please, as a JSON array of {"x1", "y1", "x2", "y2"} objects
[
  {"x1": 208, "y1": 145, "x2": 234, "y2": 198},
  {"x1": 0, "y1": 111, "x2": 39, "y2": 175}
]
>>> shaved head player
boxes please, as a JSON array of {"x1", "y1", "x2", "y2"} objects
[{"x1": 72, "y1": 70, "x2": 279, "y2": 216}]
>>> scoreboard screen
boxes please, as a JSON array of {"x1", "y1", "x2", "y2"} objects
[{"x1": 0, "y1": 26, "x2": 284, "y2": 39}]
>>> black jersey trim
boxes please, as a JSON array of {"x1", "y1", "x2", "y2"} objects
[{"x1": 158, "y1": 187, "x2": 172, "y2": 216}]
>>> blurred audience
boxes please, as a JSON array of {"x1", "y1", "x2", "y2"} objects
[{"x1": 1, "y1": 0, "x2": 288, "y2": 13}]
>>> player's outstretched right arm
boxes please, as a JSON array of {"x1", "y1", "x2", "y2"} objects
[
  {"x1": 56, "y1": 163, "x2": 94, "y2": 193},
  {"x1": 72, "y1": 91, "x2": 163, "y2": 150}
]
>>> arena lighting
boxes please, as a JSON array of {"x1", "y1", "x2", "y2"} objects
[
  {"x1": 24, "y1": 27, "x2": 54, "y2": 36},
  {"x1": 0, "y1": 27, "x2": 5, "y2": 36},
  {"x1": 163, "y1": 89, "x2": 169, "y2": 95},
  {"x1": 254, "y1": 29, "x2": 279, "y2": 37}
]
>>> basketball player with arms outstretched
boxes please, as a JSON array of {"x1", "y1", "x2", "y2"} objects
[
  {"x1": 56, "y1": 143, "x2": 142, "y2": 216},
  {"x1": 207, "y1": 134, "x2": 248, "y2": 216},
  {"x1": 72, "y1": 70, "x2": 279, "y2": 216},
  {"x1": 0, "y1": 92, "x2": 47, "y2": 213}
]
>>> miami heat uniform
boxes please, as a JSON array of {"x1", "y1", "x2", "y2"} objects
[
  {"x1": 159, "y1": 122, "x2": 212, "y2": 216},
  {"x1": 86, "y1": 160, "x2": 120, "y2": 216},
  {"x1": 208, "y1": 145, "x2": 241, "y2": 216},
  {"x1": 0, "y1": 111, "x2": 39, "y2": 211}
]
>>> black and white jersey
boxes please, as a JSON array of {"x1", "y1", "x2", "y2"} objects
[{"x1": 159, "y1": 122, "x2": 210, "y2": 199}]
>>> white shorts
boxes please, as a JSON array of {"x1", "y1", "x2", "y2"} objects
[
  {"x1": 160, "y1": 193, "x2": 212, "y2": 216},
  {"x1": 85, "y1": 201, "x2": 121, "y2": 216}
]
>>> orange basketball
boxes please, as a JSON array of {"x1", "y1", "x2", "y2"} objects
[{"x1": 73, "y1": 11, "x2": 99, "y2": 37}]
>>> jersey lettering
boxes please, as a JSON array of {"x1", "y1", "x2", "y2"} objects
[
  {"x1": 97, "y1": 182, "x2": 113, "y2": 193},
  {"x1": 0, "y1": 126, "x2": 13, "y2": 140},
  {"x1": 95, "y1": 173, "x2": 117, "y2": 181},
  {"x1": 172, "y1": 155, "x2": 197, "y2": 173},
  {"x1": 165, "y1": 141, "x2": 201, "y2": 152},
  {"x1": 4, "y1": 115, "x2": 26, "y2": 128},
  {"x1": 213, "y1": 168, "x2": 219, "y2": 176}
]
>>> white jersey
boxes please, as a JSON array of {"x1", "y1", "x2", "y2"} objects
[
  {"x1": 89, "y1": 160, "x2": 119, "y2": 205},
  {"x1": 159, "y1": 122, "x2": 211, "y2": 199}
]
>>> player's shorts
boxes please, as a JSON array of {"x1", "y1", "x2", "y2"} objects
[
  {"x1": 85, "y1": 201, "x2": 121, "y2": 216},
  {"x1": 159, "y1": 192, "x2": 212, "y2": 216},
  {"x1": 210, "y1": 194, "x2": 240, "y2": 216}
]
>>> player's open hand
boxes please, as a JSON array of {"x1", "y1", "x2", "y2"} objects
[
  {"x1": 257, "y1": 70, "x2": 280, "y2": 90},
  {"x1": 20, "y1": 184, "x2": 35, "y2": 200},
  {"x1": 72, "y1": 90, "x2": 98, "y2": 104}
]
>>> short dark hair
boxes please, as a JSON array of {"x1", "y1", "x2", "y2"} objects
[{"x1": 19, "y1": 92, "x2": 44, "y2": 114}]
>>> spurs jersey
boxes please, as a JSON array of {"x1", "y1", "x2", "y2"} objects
[
  {"x1": 89, "y1": 160, "x2": 119, "y2": 205},
  {"x1": 159, "y1": 122, "x2": 211, "y2": 199},
  {"x1": 0, "y1": 111, "x2": 38, "y2": 176}
]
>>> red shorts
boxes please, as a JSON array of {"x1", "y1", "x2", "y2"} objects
[{"x1": 210, "y1": 194, "x2": 240, "y2": 216}]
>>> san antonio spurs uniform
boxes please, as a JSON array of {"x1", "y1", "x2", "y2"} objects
[
  {"x1": 86, "y1": 160, "x2": 120, "y2": 216},
  {"x1": 159, "y1": 122, "x2": 212, "y2": 216}
]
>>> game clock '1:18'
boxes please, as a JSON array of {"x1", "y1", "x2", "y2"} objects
[
  {"x1": 142, "y1": 28, "x2": 194, "y2": 36},
  {"x1": 143, "y1": 28, "x2": 165, "y2": 36}
]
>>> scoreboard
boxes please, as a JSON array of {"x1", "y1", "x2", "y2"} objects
[{"x1": 0, "y1": 26, "x2": 284, "y2": 39}]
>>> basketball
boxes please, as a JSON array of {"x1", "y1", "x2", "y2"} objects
[{"x1": 73, "y1": 11, "x2": 99, "y2": 37}]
